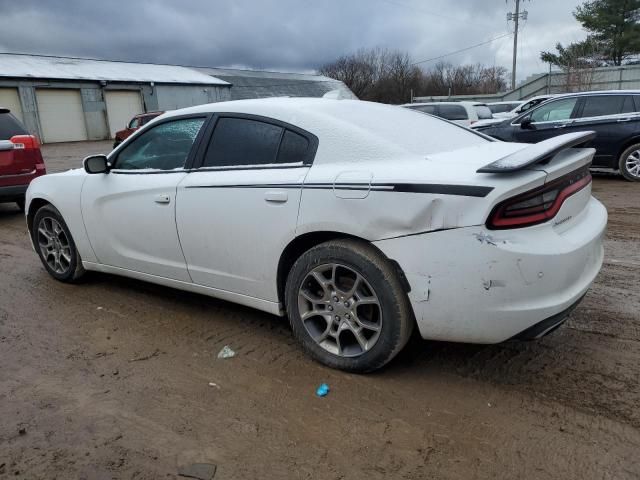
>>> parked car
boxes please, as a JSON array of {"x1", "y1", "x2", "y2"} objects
[
  {"x1": 474, "y1": 91, "x2": 640, "y2": 181},
  {"x1": 113, "y1": 111, "x2": 164, "y2": 148},
  {"x1": 402, "y1": 101, "x2": 494, "y2": 127},
  {"x1": 26, "y1": 98, "x2": 606, "y2": 372},
  {"x1": 473, "y1": 95, "x2": 561, "y2": 128},
  {"x1": 0, "y1": 108, "x2": 46, "y2": 210},
  {"x1": 495, "y1": 95, "x2": 559, "y2": 118},
  {"x1": 487, "y1": 101, "x2": 524, "y2": 115}
]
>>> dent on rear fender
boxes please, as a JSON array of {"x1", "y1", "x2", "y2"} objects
[{"x1": 370, "y1": 198, "x2": 461, "y2": 239}]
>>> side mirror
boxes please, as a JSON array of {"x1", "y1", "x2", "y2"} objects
[
  {"x1": 83, "y1": 154, "x2": 110, "y2": 174},
  {"x1": 520, "y1": 117, "x2": 534, "y2": 130}
]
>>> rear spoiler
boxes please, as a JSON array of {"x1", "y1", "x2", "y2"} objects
[{"x1": 477, "y1": 131, "x2": 596, "y2": 173}]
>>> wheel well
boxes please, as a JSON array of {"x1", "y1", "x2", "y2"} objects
[
  {"x1": 26, "y1": 198, "x2": 52, "y2": 235},
  {"x1": 276, "y1": 231, "x2": 411, "y2": 307},
  {"x1": 616, "y1": 137, "x2": 640, "y2": 166}
]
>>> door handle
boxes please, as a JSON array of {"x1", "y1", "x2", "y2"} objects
[
  {"x1": 554, "y1": 123, "x2": 569, "y2": 129},
  {"x1": 264, "y1": 190, "x2": 288, "y2": 203},
  {"x1": 617, "y1": 118, "x2": 632, "y2": 122},
  {"x1": 154, "y1": 194, "x2": 171, "y2": 204}
]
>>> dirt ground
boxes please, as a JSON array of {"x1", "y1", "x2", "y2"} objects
[{"x1": 1, "y1": 141, "x2": 639, "y2": 479}]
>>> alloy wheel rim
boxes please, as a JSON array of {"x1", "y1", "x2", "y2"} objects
[
  {"x1": 625, "y1": 150, "x2": 640, "y2": 178},
  {"x1": 37, "y1": 217, "x2": 72, "y2": 275},
  {"x1": 297, "y1": 263, "x2": 382, "y2": 358}
]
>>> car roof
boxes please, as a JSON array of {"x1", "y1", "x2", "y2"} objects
[{"x1": 163, "y1": 98, "x2": 489, "y2": 163}]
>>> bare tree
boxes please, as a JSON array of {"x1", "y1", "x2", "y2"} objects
[{"x1": 319, "y1": 49, "x2": 508, "y2": 103}]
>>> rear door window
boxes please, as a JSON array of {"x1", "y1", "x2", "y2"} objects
[
  {"x1": 203, "y1": 117, "x2": 284, "y2": 168},
  {"x1": 277, "y1": 130, "x2": 309, "y2": 164},
  {"x1": 0, "y1": 113, "x2": 27, "y2": 139},
  {"x1": 438, "y1": 105, "x2": 468, "y2": 121},
  {"x1": 202, "y1": 117, "x2": 316, "y2": 168},
  {"x1": 579, "y1": 95, "x2": 633, "y2": 118}
]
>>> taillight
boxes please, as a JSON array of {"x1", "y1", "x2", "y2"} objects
[
  {"x1": 10, "y1": 134, "x2": 40, "y2": 150},
  {"x1": 10, "y1": 134, "x2": 45, "y2": 172},
  {"x1": 487, "y1": 167, "x2": 592, "y2": 229}
]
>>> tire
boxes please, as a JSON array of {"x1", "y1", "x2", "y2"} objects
[
  {"x1": 619, "y1": 143, "x2": 640, "y2": 182},
  {"x1": 15, "y1": 197, "x2": 25, "y2": 212},
  {"x1": 31, "y1": 204, "x2": 85, "y2": 283},
  {"x1": 285, "y1": 239, "x2": 414, "y2": 373}
]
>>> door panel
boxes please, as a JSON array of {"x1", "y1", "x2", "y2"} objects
[
  {"x1": 81, "y1": 116, "x2": 207, "y2": 280},
  {"x1": 176, "y1": 167, "x2": 308, "y2": 301},
  {"x1": 81, "y1": 172, "x2": 191, "y2": 280}
]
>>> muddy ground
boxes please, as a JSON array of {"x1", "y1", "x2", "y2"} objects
[{"x1": 1, "y1": 141, "x2": 639, "y2": 479}]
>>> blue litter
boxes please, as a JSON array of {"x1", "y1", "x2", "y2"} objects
[{"x1": 316, "y1": 383, "x2": 330, "y2": 397}]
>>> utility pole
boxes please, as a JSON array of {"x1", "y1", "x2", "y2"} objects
[{"x1": 507, "y1": 0, "x2": 529, "y2": 90}]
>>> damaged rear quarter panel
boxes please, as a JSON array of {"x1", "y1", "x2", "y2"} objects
[{"x1": 296, "y1": 160, "x2": 546, "y2": 241}]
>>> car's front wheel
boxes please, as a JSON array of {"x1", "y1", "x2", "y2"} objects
[
  {"x1": 619, "y1": 143, "x2": 640, "y2": 182},
  {"x1": 31, "y1": 204, "x2": 85, "y2": 282},
  {"x1": 285, "y1": 239, "x2": 414, "y2": 372}
]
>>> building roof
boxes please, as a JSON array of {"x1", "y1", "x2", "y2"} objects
[
  {"x1": 194, "y1": 67, "x2": 355, "y2": 100},
  {"x1": 0, "y1": 53, "x2": 229, "y2": 85}
]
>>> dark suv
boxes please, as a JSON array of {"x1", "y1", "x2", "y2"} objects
[
  {"x1": 474, "y1": 91, "x2": 640, "y2": 181},
  {"x1": 0, "y1": 108, "x2": 46, "y2": 210}
]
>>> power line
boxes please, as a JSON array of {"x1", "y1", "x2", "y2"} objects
[{"x1": 412, "y1": 33, "x2": 513, "y2": 65}]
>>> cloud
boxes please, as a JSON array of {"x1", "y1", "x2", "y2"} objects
[{"x1": 0, "y1": 0, "x2": 587, "y2": 80}]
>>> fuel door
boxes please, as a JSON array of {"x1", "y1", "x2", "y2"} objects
[{"x1": 333, "y1": 171, "x2": 372, "y2": 199}]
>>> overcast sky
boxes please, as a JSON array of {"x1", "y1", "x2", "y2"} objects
[{"x1": 0, "y1": 0, "x2": 587, "y2": 81}]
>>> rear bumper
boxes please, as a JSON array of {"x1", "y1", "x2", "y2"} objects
[
  {"x1": 0, "y1": 183, "x2": 28, "y2": 201},
  {"x1": 373, "y1": 196, "x2": 607, "y2": 344},
  {"x1": 512, "y1": 294, "x2": 585, "y2": 340}
]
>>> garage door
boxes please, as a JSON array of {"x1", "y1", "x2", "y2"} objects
[
  {"x1": 105, "y1": 90, "x2": 144, "y2": 139},
  {"x1": 0, "y1": 88, "x2": 23, "y2": 123},
  {"x1": 36, "y1": 89, "x2": 88, "y2": 143}
]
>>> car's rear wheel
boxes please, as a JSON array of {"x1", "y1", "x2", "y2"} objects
[
  {"x1": 31, "y1": 204, "x2": 85, "y2": 282},
  {"x1": 619, "y1": 143, "x2": 640, "y2": 182},
  {"x1": 285, "y1": 239, "x2": 414, "y2": 372}
]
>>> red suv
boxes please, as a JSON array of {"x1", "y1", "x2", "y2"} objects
[
  {"x1": 0, "y1": 108, "x2": 45, "y2": 211},
  {"x1": 113, "y1": 111, "x2": 164, "y2": 148}
]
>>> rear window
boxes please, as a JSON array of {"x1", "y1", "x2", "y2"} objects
[
  {"x1": 579, "y1": 95, "x2": 635, "y2": 118},
  {"x1": 438, "y1": 104, "x2": 468, "y2": 121},
  {"x1": 409, "y1": 105, "x2": 437, "y2": 115},
  {"x1": 488, "y1": 103, "x2": 520, "y2": 114},
  {"x1": 474, "y1": 105, "x2": 493, "y2": 120},
  {"x1": 0, "y1": 112, "x2": 27, "y2": 139}
]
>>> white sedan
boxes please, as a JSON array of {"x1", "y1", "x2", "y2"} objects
[{"x1": 26, "y1": 98, "x2": 607, "y2": 372}]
